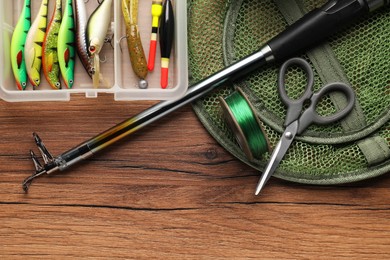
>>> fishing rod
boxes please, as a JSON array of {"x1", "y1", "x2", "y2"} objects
[{"x1": 22, "y1": 0, "x2": 389, "y2": 191}]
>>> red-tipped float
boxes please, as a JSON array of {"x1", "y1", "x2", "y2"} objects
[
  {"x1": 148, "y1": 0, "x2": 163, "y2": 71},
  {"x1": 159, "y1": 0, "x2": 174, "y2": 89}
]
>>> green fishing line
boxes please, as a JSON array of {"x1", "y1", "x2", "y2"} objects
[{"x1": 220, "y1": 88, "x2": 269, "y2": 160}]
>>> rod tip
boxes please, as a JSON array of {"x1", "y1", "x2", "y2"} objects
[
  {"x1": 21, "y1": 169, "x2": 47, "y2": 193},
  {"x1": 22, "y1": 176, "x2": 33, "y2": 193},
  {"x1": 22, "y1": 183, "x2": 30, "y2": 193}
]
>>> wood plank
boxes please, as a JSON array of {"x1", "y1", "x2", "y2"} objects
[{"x1": 0, "y1": 95, "x2": 389, "y2": 258}]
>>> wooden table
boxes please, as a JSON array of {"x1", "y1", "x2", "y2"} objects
[{"x1": 1, "y1": 95, "x2": 389, "y2": 259}]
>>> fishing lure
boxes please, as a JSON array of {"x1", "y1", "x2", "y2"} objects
[
  {"x1": 147, "y1": 0, "x2": 163, "y2": 71},
  {"x1": 122, "y1": 0, "x2": 148, "y2": 86},
  {"x1": 58, "y1": 0, "x2": 76, "y2": 89},
  {"x1": 24, "y1": 0, "x2": 48, "y2": 89},
  {"x1": 10, "y1": 0, "x2": 31, "y2": 90},
  {"x1": 42, "y1": 0, "x2": 62, "y2": 89},
  {"x1": 159, "y1": 0, "x2": 174, "y2": 89},
  {"x1": 74, "y1": 0, "x2": 93, "y2": 78},
  {"x1": 87, "y1": 0, "x2": 113, "y2": 87}
]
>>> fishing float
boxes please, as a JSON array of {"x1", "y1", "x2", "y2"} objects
[
  {"x1": 159, "y1": 0, "x2": 174, "y2": 89},
  {"x1": 147, "y1": 0, "x2": 163, "y2": 71}
]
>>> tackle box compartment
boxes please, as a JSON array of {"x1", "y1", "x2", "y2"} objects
[{"x1": 0, "y1": 0, "x2": 188, "y2": 102}]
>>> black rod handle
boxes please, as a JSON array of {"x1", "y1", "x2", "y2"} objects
[{"x1": 268, "y1": 0, "x2": 388, "y2": 61}]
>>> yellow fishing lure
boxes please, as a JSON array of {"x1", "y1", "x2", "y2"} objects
[{"x1": 25, "y1": 0, "x2": 48, "y2": 88}]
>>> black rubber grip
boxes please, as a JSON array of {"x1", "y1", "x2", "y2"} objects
[{"x1": 268, "y1": 0, "x2": 370, "y2": 61}]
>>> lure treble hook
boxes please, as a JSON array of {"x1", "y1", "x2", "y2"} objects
[{"x1": 104, "y1": 34, "x2": 115, "y2": 49}]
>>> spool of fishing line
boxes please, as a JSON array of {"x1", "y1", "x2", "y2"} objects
[{"x1": 219, "y1": 88, "x2": 270, "y2": 161}]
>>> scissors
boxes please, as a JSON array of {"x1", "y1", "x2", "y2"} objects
[{"x1": 255, "y1": 57, "x2": 356, "y2": 195}]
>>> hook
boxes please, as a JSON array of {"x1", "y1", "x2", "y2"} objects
[
  {"x1": 97, "y1": 0, "x2": 103, "y2": 4},
  {"x1": 118, "y1": 35, "x2": 128, "y2": 54},
  {"x1": 104, "y1": 34, "x2": 115, "y2": 50},
  {"x1": 99, "y1": 54, "x2": 107, "y2": 63}
]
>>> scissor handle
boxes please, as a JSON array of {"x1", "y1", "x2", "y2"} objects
[
  {"x1": 297, "y1": 82, "x2": 356, "y2": 135},
  {"x1": 278, "y1": 57, "x2": 315, "y2": 126}
]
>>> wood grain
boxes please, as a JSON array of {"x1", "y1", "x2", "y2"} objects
[{"x1": 0, "y1": 95, "x2": 389, "y2": 259}]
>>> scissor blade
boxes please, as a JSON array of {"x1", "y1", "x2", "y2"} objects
[{"x1": 255, "y1": 122, "x2": 297, "y2": 195}]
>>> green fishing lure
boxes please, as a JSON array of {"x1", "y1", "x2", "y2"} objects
[
  {"x1": 58, "y1": 0, "x2": 76, "y2": 89},
  {"x1": 42, "y1": 0, "x2": 62, "y2": 89},
  {"x1": 10, "y1": 0, "x2": 31, "y2": 90},
  {"x1": 25, "y1": 0, "x2": 49, "y2": 88}
]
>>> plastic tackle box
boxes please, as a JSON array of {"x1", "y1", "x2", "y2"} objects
[{"x1": 0, "y1": 0, "x2": 188, "y2": 102}]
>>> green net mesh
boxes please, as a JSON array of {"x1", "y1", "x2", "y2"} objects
[{"x1": 188, "y1": 0, "x2": 390, "y2": 184}]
